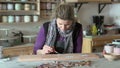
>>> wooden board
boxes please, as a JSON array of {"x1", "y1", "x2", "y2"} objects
[{"x1": 18, "y1": 53, "x2": 99, "y2": 62}]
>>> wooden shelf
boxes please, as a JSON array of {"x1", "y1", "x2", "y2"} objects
[
  {"x1": 66, "y1": 0, "x2": 111, "y2": 3},
  {"x1": 40, "y1": 1, "x2": 58, "y2": 3},
  {"x1": 0, "y1": 1, "x2": 38, "y2": 4},
  {"x1": 40, "y1": 0, "x2": 58, "y2": 3},
  {"x1": 0, "y1": 22, "x2": 40, "y2": 24},
  {"x1": 0, "y1": 0, "x2": 40, "y2": 23},
  {"x1": 0, "y1": 10, "x2": 40, "y2": 15}
]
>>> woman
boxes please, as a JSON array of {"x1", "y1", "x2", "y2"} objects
[{"x1": 33, "y1": 3, "x2": 83, "y2": 54}]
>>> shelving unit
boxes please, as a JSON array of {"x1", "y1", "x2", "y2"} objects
[
  {"x1": 0, "y1": 0, "x2": 40, "y2": 23},
  {"x1": 40, "y1": 0, "x2": 117, "y2": 18},
  {"x1": 40, "y1": 0, "x2": 62, "y2": 18},
  {"x1": 66, "y1": 0, "x2": 113, "y2": 13}
]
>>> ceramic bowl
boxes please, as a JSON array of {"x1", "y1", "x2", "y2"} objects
[{"x1": 104, "y1": 53, "x2": 120, "y2": 61}]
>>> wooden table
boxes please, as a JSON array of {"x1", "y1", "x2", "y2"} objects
[
  {"x1": 82, "y1": 35, "x2": 120, "y2": 53},
  {"x1": 0, "y1": 53, "x2": 120, "y2": 68}
]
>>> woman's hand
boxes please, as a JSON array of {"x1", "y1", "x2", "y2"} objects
[{"x1": 40, "y1": 45, "x2": 55, "y2": 54}]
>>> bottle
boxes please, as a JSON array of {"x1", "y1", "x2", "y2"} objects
[{"x1": 91, "y1": 24, "x2": 97, "y2": 36}]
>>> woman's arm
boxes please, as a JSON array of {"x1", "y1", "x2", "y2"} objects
[
  {"x1": 33, "y1": 25, "x2": 46, "y2": 54},
  {"x1": 76, "y1": 26, "x2": 83, "y2": 53}
]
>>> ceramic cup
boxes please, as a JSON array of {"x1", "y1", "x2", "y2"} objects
[
  {"x1": 113, "y1": 46, "x2": 120, "y2": 55},
  {"x1": 104, "y1": 44, "x2": 114, "y2": 53}
]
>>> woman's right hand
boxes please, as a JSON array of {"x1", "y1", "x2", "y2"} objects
[{"x1": 40, "y1": 45, "x2": 55, "y2": 54}]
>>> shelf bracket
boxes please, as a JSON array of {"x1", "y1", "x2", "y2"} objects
[
  {"x1": 77, "y1": 3, "x2": 83, "y2": 12},
  {"x1": 75, "y1": 2, "x2": 87, "y2": 12},
  {"x1": 98, "y1": 3, "x2": 111, "y2": 14}
]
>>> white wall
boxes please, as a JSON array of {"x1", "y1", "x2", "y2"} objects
[{"x1": 77, "y1": 3, "x2": 120, "y2": 29}]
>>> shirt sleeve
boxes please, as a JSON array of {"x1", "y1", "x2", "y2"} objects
[
  {"x1": 76, "y1": 26, "x2": 83, "y2": 53},
  {"x1": 33, "y1": 25, "x2": 46, "y2": 54}
]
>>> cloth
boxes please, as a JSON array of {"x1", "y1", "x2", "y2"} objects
[{"x1": 45, "y1": 19, "x2": 74, "y2": 53}]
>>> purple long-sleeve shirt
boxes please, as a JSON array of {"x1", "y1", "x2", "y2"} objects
[{"x1": 33, "y1": 24, "x2": 83, "y2": 54}]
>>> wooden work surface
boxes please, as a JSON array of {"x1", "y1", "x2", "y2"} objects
[{"x1": 18, "y1": 53, "x2": 99, "y2": 62}]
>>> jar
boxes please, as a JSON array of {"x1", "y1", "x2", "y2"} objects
[
  {"x1": 15, "y1": 3, "x2": 22, "y2": 10},
  {"x1": 33, "y1": 15, "x2": 39, "y2": 22},
  {"x1": 24, "y1": 4, "x2": 30, "y2": 11},
  {"x1": 7, "y1": 3, "x2": 14, "y2": 10},
  {"x1": 20, "y1": 15, "x2": 24, "y2": 22},
  {"x1": 31, "y1": 4, "x2": 36, "y2": 10},
  {"x1": 2, "y1": 16, "x2": 8, "y2": 22},
  {"x1": 47, "y1": 3, "x2": 51, "y2": 10},
  {"x1": 8, "y1": 15, "x2": 14, "y2": 23},
  {"x1": 24, "y1": 15, "x2": 31, "y2": 23},
  {"x1": 2, "y1": 4, "x2": 7, "y2": 10},
  {"x1": 114, "y1": 16, "x2": 120, "y2": 27},
  {"x1": 15, "y1": 16, "x2": 20, "y2": 23},
  {"x1": 52, "y1": 3, "x2": 56, "y2": 10}
]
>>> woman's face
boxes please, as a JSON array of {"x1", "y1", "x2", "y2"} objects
[{"x1": 56, "y1": 18, "x2": 73, "y2": 32}]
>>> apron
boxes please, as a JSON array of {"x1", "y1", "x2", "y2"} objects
[{"x1": 55, "y1": 41, "x2": 65, "y2": 53}]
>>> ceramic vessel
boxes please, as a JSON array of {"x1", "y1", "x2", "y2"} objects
[{"x1": 114, "y1": 16, "x2": 120, "y2": 27}]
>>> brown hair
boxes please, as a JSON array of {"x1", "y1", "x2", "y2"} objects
[{"x1": 54, "y1": 3, "x2": 75, "y2": 21}]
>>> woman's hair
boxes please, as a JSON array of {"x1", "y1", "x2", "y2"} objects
[{"x1": 54, "y1": 3, "x2": 75, "y2": 21}]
